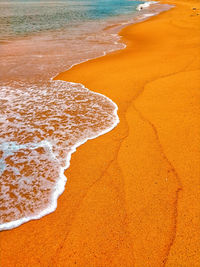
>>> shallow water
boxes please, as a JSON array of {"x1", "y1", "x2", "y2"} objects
[{"x1": 0, "y1": 0, "x2": 171, "y2": 230}]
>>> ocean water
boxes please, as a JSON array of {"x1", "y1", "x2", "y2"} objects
[{"x1": 0, "y1": 0, "x2": 170, "y2": 230}]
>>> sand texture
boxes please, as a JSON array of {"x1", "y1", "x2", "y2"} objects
[{"x1": 0, "y1": 0, "x2": 200, "y2": 266}]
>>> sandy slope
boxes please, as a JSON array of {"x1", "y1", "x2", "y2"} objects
[{"x1": 0, "y1": 1, "x2": 199, "y2": 266}]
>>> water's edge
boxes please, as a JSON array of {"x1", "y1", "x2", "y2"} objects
[{"x1": 0, "y1": 1, "x2": 173, "y2": 231}]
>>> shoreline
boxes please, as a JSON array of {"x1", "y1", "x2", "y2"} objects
[
  {"x1": 0, "y1": 0, "x2": 170, "y2": 231},
  {"x1": 1, "y1": 0, "x2": 200, "y2": 266}
]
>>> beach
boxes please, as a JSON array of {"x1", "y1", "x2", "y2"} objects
[{"x1": 0, "y1": 0, "x2": 200, "y2": 266}]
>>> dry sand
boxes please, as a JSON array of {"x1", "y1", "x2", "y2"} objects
[{"x1": 0, "y1": 0, "x2": 200, "y2": 266}]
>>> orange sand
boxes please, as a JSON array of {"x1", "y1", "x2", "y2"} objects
[{"x1": 0, "y1": 0, "x2": 200, "y2": 266}]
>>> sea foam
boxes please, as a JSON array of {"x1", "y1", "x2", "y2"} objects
[
  {"x1": 0, "y1": 80, "x2": 119, "y2": 231},
  {"x1": 136, "y1": 1, "x2": 158, "y2": 11}
]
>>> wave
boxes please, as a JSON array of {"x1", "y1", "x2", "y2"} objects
[
  {"x1": 0, "y1": 81, "x2": 119, "y2": 231},
  {"x1": 136, "y1": 1, "x2": 158, "y2": 11}
]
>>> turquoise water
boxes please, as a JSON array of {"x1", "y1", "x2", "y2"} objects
[{"x1": 0, "y1": 0, "x2": 143, "y2": 39}]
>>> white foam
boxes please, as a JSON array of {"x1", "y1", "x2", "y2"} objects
[
  {"x1": 136, "y1": 1, "x2": 158, "y2": 11},
  {"x1": 0, "y1": 80, "x2": 119, "y2": 231}
]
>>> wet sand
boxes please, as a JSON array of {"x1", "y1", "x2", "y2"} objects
[{"x1": 0, "y1": 0, "x2": 200, "y2": 266}]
